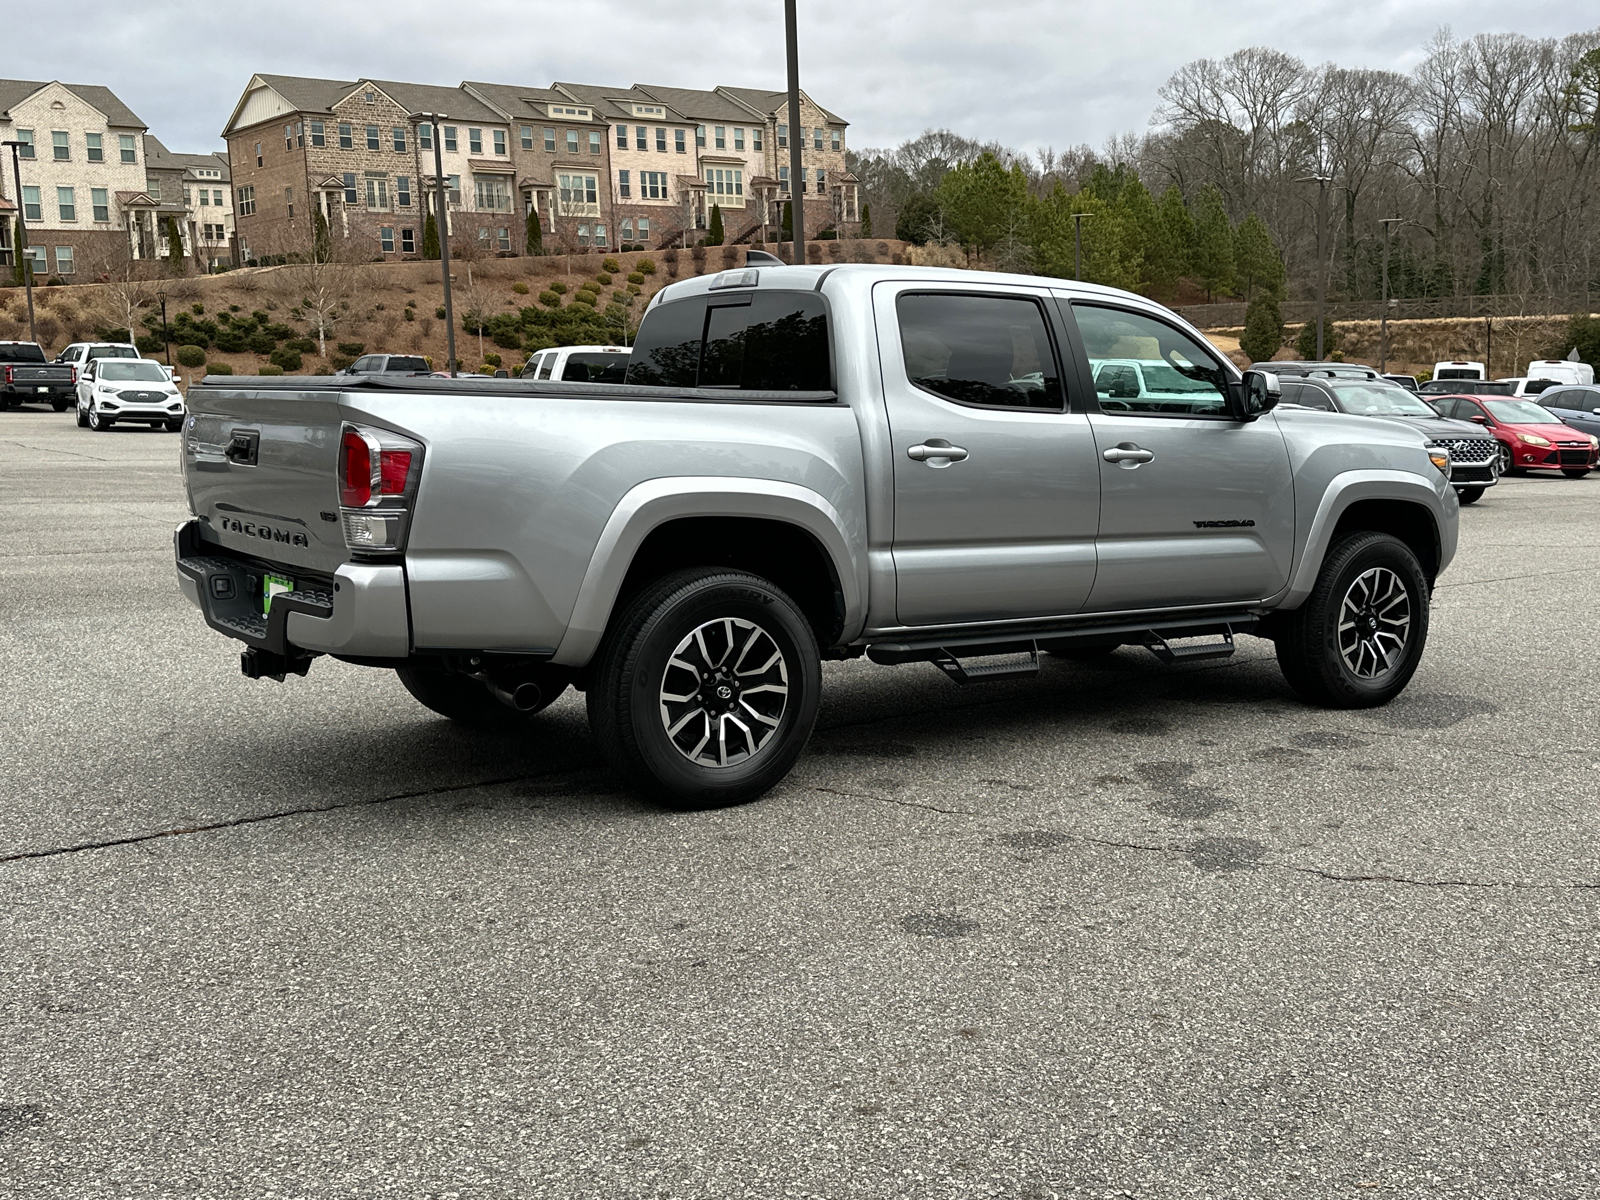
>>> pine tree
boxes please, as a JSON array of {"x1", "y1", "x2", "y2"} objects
[
  {"x1": 934, "y1": 153, "x2": 1029, "y2": 258},
  {"x1": 1153, "y1": 186, "x2": 1194, "y2": 292},
  {"x1": 1232, "y1": 213, "x2": 1284, "y2": 300},
  {"x1": 313, "y1": 209, "x2": 331, "y2": 262},
  {"x1": 1191, "y1": 185, "x2": 1235, "y2": 300},
  {"x1": 859, "y1": 202, "x2": 872, "y2": 238},
  {"x1": 166, "y1": 217, "x2": 184, "y2": 272},
  {"x1": 10, "y1": 221, "x2": 23, "y2": 287},
  {"x1": 781, "y1": 200, "x2": 793, "y2": 241},
  {"x1": 706, "y1": 204, "x2": 725, "y2": 246},
  {"x1": 525, "y1": 210, "x2": 542, "y2": 255},
  {"x1": 423, "y1": 212, "x2": 440, "y2": 260},
  {"x1": 1239, "y1": 294, "x2": 1284, "y2": 363}
]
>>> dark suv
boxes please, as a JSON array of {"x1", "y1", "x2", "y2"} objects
[
  {"x1": 334, "y1": 354, "x2": 432, "y2": 377},
  {"x1": 1259, "y1": 362, "x2": 1502, "y2": 503}
]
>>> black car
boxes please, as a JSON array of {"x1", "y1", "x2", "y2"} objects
[
  {"x1": 1258, "y1": 362, "x2": 1501, "y2": 503},
  {"x1": 1533, "y1": 384, "x2": 1600, "y2": 441},
  {"x1": 1419, "y1": 378, "x2": 1515, "y2": 396}
]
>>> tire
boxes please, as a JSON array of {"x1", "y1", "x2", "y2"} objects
[
  {"x1": 1046, "y1": 643, "x2": 1120, "y2": 661},
  {"x1": 1561, "y1": 468, "x2": 1590, "y2": 479},
  {"x1": 1496, "y1": 441, "x2": 1514, "y2": 475},
  {"x1": 165, "y1": 419, "x2": 183, "y2": 433},
  {"x1": 396, "y1": 662, "x2": 569, "y2": 732},
  {"x1": 50, "y1": 400, "x2": 68, "y2": 413},
  {"x1": 75, "y1": 406, "x2": 89, "y2": 428},
  {"x1": 1274, "y1": 531, "x2": 1430, "y2": 709},
  {"x1": 587, "y1": 567, "x2": 821, "y2": 809},
  {"x1": 88, "y1": 408, "x2": 112, "y2": 432},
  {"x1": 1456, "y1": 487, "x2": 1485, "y2": 504}
]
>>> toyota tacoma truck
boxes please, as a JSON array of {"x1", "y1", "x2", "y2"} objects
[{"x1": 174, "y1": 264, "x2": 1458, "y2": 807}]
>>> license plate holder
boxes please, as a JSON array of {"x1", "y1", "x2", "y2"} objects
[{"x1": 263, "y1": 573, "x2": 295, "y2": 613}]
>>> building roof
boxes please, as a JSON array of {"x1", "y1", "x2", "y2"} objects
[
  {"x1": 0, "y1": 78, "x2": 147, "y2": 128},
  {"x1": 365, "y1": 79, "x2": 505, "y2": 123},
  {"x1": 633, "y1": 84, "x2": 756, "y2": 124},
  {"x1": 251, "y1": 73, "x2": 357, "y2": 115},
  {"x1": 552, "y1": 82, "x2": 690, "y2": 125},
  {"x1": 462, "y1": 81, "x2": 572, "y2": 117},
  {"x1": 715, "y1": 85, "x2": 845, "y2": 125}
]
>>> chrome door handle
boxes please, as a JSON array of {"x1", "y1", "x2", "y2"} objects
[
  {"x1": 1102, "y1": 446, "x2": 1155, "y2": 464},
  {"x1": 907, "y1": 441, "x2": 969, "y2": 463}
]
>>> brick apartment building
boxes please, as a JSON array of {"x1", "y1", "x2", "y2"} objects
[
  {"x1": 224, "y1": 73, "x2": 859, "y2": 261},
  {"x1": 147, "y1": 137, "x2": 235, "y2": 270}
]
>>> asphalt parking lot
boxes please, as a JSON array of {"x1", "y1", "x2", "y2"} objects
[{"x1": 3, "y1": 405, "x2": 1598, "y2": 1199}]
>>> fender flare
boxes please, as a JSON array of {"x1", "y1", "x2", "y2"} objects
[
  {"x1": 551, "y1": 476, "x2": 865, "y2": 667},
  {"x1": 1272, "y1": 469, "x2": 1453, "y2": 610}
]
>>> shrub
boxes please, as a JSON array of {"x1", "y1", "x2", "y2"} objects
[
  {"x1": 269, "y1": 347, "x2": 303, "y2": 371},
  {"x1": 613, "y1": 290, "x2": 631, "y2": 304},
  {"x1": 487, "y1": 313, "x2": 523, "y2": 349},
  {"x1": 135, "y1": 334, "x2": 164, "y2": 354},
  {"x1": 483, "y1": 352, "x2": 502, "y2": 368},
  {"x1": 1294, "y1": 318, "x2": 1342, "y2": 360},
  {"x1": 190, "y1": 303, "x2": 205, "y2": 315},
  {"x1": 329, "y1": 354, "x2": 354, "y2": 371},
  {"x1": 538, "y1": 289, "x2": 561, "y2": 307},
  {"x1": 229, "y1": 304, "x2": 241, "y2": 313},
  {"x1": 571, "y1": 291, "x2": 597, "y2": 307},
  {"x1": 204, "y1": 362, "x2": 233, "y2": 375},
  {"x1": 626, "y1": 283, "x2": 641, "y2": 295},
  {"x1": 550, "y1": 280, "x2": 568, "y2": 294},
  {"x1": 435, "y1": 306, "x2": 447, "y2": 320},
  {"x1": 478, "y1": 364, "x2": 496, "y2": 376},
  {"x1": 637, "y1": 258, "x2": 656, "y2": 275},
  {"x1": 175, "y1": 344, "x2": 207, "y2": 368},
  {"x1": 705, "y1": 204, "x2": 724, "y2": 246},
  {"x1": 259, "y1": 364, "x2": 284, "y2": 376},
  {"x1": 595, "y1": 272, "x2": 612, "y2": 287},
  {"x1": 337, "y1": 342, "x2": 365, "y2": 356},
  {"x1": 627, "y1": 271, "x2": 644, "y2": 285},
  {"x1": 247, "y1": 331, "x2": 276, "y2": 354},
  {"x1": 403, "y1": 308, "x2": 415, "y2": 321},
  {"x1": 602, "y1": 256, "x2": 621, "y2": 273},
  {"x1": 816, "y1": 228, "x2": 837, "y2": 240},
  {"x1": 251, "y1": 310, "x2": 269, "y2": 324},
  {"x1": 216, "y1": 312, "x2": 232, "y2": 325},
  {"x1": 1240, "y1": 295, "x2": 1285, "y2": 364},
  {"x1": 512, "y1": 281, "x2": 529, "y2": 295},
  {"x1": 405, "y1": 299, "x2": 417, "y2": 308}
]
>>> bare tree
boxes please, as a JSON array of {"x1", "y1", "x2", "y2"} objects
[{"x1": 265, "y1": 224, "x2": 369, "y2": 357}]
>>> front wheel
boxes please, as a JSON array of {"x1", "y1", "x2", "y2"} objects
[
  {"x1": 587, "y1": 568, "x2": 822, "y2": 809},
  {"x1": 1497, "y1": 441, "x2": 1514, "y2": 475},
  {"x1": 1562, "y1": 468, "x2": 1590, "y2": 479},
  {"x1": 1274, "y1": 532, "x2": 1430, "y2": 709},
  {"x1": 88, "y1": 408, "x2": 112, "y2": 432},
  {"x1": 1456, "y1": 486, "x2": 1485, "y2": 504},
  {"x1": 165, "y1": 419, "x2": 183, "y2": 433}
]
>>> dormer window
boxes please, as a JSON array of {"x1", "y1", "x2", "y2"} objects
[{"x1": 365, "y1": 91, "x2": 376, "y2": 103}]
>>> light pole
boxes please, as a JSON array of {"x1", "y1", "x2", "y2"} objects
[
  {"x1": 2, "y1": 140, "x2": 38, "y2": 345},
  {"x1": 784, "y1": 0, "x2": 805, "y2": 267},
  {"x1": 413, "y1": 112, "x2": 458, "y2": 377},
  {"x1": 1378, "y1": 217, "x2": 1405, "y2": 373},
  {"x1": 1296, "y1": 175, "x2": 1333, "y2": 360},
  {"x1": 1071, "y1": 211, "x2": 1094, "y2": 281}
]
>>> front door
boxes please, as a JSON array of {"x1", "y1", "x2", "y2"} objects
[
  {"x1": 875, "y1": 283, "x2": 1102, "y2": 626},
  {"x1": 1064, "y1": 299, "x2": 1295, "y2": 612}
]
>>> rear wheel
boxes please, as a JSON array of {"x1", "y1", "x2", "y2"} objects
[
  {"x1": 50, "y1": 399, "x2": 68, "y2": 413},
  {"x1": 587, "y1": 568, "x2": 821, "y2": 809},
  {"x1": 1561, "y1": 468, "x2": 1590, "y2": 479},
  {"x1": 1275, "y1": 532, "x2": 1429, "y2": 709},
  {"x1": 75, "y1": 405, "x2": 89, "y2": 428},
  {"x1": 396, "y1": 662, "x2": 569, "y2": 731},
  {"x1": 1456, "y1": 487, "x2": 1485, "y2": 504}
]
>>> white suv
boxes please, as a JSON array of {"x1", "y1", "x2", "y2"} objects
[{"x1": 76, "y1": 358, "x2": 186, "y2": 432}]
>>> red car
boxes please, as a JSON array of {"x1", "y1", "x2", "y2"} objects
[{"x1": 1428, "y1": 395, "x2": 1599, "y2": 478}]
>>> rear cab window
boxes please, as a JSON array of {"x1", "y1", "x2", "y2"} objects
[
  {"x1": 561, "y1": 353, "x2": 629, "y2": 384},
  {"x1": 87, "y1": 346, "x2": 137, "y2": 361},
  {"x1": 383, "y1": 356, "x2": 428, "y2": 373},
  {"x1": 895, "y1": 292, "x2": 1063, "y2": 410},
  {"x1": 626, "y1": 290, "x2": 831, "y2": 392},
  {"x1": 0, "y1": 343, "x2": 47, "y2": 363}
]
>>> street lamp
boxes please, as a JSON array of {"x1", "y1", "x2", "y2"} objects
[
  {"x1": 1296, "y1": 174, "x2": 1333, "y2": 360},
  {"x1": 2, "y1": 139, "x2": 38, "y2": 345},
  {"x1": 1071, "y1": 211, "x2": 1094, "y2": 281},
  {"x1": 784, "y1": 0, "x2": 805, "y2": 267},
  {"x1": 411, "y1": 111, "x2": 458, "y2": 378}
]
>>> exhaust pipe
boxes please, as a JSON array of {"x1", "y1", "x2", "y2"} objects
[{"x1": 488, "y1": 679, "x2": 542, "y2": 712}]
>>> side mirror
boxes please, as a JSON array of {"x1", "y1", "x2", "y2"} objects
[
  {"x1": 1469, "y1": 414, "x2": 1488, "y2": 424},
  {"x1": 1233, "y1": 370, "x2": 1281, "y2": 421}
]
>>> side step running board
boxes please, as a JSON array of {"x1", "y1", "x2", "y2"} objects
[
  {"x1": 1143, "y1": 628, "x2": 1236, "y2": 664},
  {"x1": 932, "y1": 644, "x2": 1040, "y2": 686}
]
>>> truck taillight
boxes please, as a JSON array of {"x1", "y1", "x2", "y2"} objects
[
  {"x1": 3, "y1": 367, "x2": 11, "y2": 385},
  {"x1": 338, "y1": 423, "x2": 422, "y2": 554},
  {"x1": 70, "y1": 366, "x2": 77, "y2": 385}
]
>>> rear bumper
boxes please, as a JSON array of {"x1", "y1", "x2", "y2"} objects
[
  {"x1": 3, "y1": 382, "x2": 74, "y2": 397},
  {"x1": 174, "y1": 519, "x2": 410, "y2": 659}
]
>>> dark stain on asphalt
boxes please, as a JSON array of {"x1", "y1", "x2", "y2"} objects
[
  {"x1": 1291, "y1": 731, "x2": 1370, "y2": 749},
  {"x1": 0, "y1": 1104, "x2": 47, "y2": 1137},
  {"x1": 902, "y1": 911, "x2": 979, "y2": 938},
  {"x1": 854, "y1": 1101, "x2": 886, "y2": 1116},
  {"x1": 1187, "y1": 837, "x2": 1266, "y2": 872},
  {"x1": 1135, "y1": 762, "x2": 1233, "y2": 819},
  {"x1": 1247, "y1": 746, "x2": 1312, "y2": 763},
  {"x1": 1372, "y1": 693, "x2": 1498, "y2": 730},
  {"x1": 819, "y1": 741, "x2": 920, "y2": 759},
  {"x1": 994, "y1": 831, "x2": 1071, "y2": 851},
  {"x1": 1094, "y1": 774, "x2": 1134, "y2": 786}
]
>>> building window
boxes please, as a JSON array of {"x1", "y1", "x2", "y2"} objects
[
  {"x1": 734, "y1": 128, "x2": 745, "y2": 151},
  {"x1": 494, "y1": 129, "x2": 507, "y2": 155},
  {"x1": 655, "y1": 127, "x2": 666, "y2": 152},
  {"x1": 777, "y1": 124, "x2": 788, "y2": 148},
  {"x1": 397, "y1": 176, "x2": 411, "y2": 207},
  {"x1": 285, "y1": 186, "x2": 294, "y2": 217},
  {"x1": 589, "y1": 130, "x2": 601, "y2": 155},
  {"x1": 778, "y1": 166, "x2": 789, "y2": 194},
  {"x1": 19, "y1": 185, "x2": 40, "y2": 221},
  {"x1": 214, "y1": 189, "x2": 224, "y2": 206},
  {"x1": 343, "y1": 173, "x2": 357, "y2": 203},
  {"x1": 310, "y1": 121, "x2": 325, "y2": 147},
  {"x1": 366, "y1": 125, "x2": 380, "y2": 151},
  {"x1": 497, "y1": 226, "x2": 511, "y2": 251},
  {"x1": 543, "y1": 128, "x2": 555, "y2": 152},
  {"x1": 281, "y1": 123, "x2": 291, "y2": 150},
  {"x1": 593, "y1": 223, "x2": 606, "y2": 247},
  {"x1": 637, "y1": 216, "x2": 650, "y2": 243},
  {"x1": 640, "y1": 171, "x2": 668, "y2": 200},
  {"x1": 522, "y1": 126, "x2": 535, "y2": 150},
  {"x1": 54, "y1": 186, "x2": 75, "y2": 221},
  {"x1": 798, "y1": 167, "x2": 808, "y2": 194},
  {"x1": 365, "y1": 90, "x2": 376, "y2": 103},
  {"x1": 565, "y1": 130, "x2": 579, "y2": 154},
  {"x1": 577, "y1": 224, "x2": 590, "y2": 247},
  {"x1": 54, "y1": 246, "x2": 74, "y2": 274},
  {"x1": 92, "y1": 188, "x2": 109, "y2": 222},
  {"x1": 705, "y1": 168, "x2": 743, "y2": 204},
  {"x1": 380, "y1": 227, "x2": 394, "y2": 253},
  {"x1": 753, "y1": 127, "x2": 763, "y2": 151},
  {"x1": 393, "y1": 127, "x2": 407, "y2": 153},
  {"x1": 419, "y1": 123, "x2": 433, "y2": 151},
  {"x1": 620, "y1": 217, "x2": 633, "y2": 242},
  {"x1": 696, "y1": 125, "x2": 706, "y2": 148},
  {"x1": 237, "y1": 186, "x2": 256, "y2": 216},
  {"x1": 366, "y1": 177, "x2": 389, "y2": 210},
  {"x1": 618, "y1": 169, "x2": 631, "y2": 199},
  {"x1": 401, "y1": 227, "x2": 415, "y2": 253},
  {"x1": 146, "y1": 178, "x2": 162, "y2": 201},
  {"x1": 447, "y1": 175, "x2": 461, "y2": 204},
  {"x1": 469, "y1": 128, "x2": 483, "y2": 154},
  {"x1": 86, "y1": 132, "x2": 103, "y2": 162},
  {"x1": 831, "y1": 128, "x2": 842, "y2": 151},
  {"x1": 474, "y1": 176, "x2": 511, "y2": 211},
  {"x1": 813, "y1": 127, "x2": 824, "y2": 151},
  {"x1": 52, "y1": 131, "x2": 70, "y2": 161},
  {"x1": 186, "y1": 187, "x2": 194, "y2": 208},
  {"x1": 339, "y1": 123, "x2": 353, "y2": 150},
  {"x1": 714, "y1": 126, "x2": 726, "y2": 149},
  {"x1": 557, "y1": 173, "x2": 599, "y2": 215},
  {"x1": 616, "y1": 124, "x2": 627, "y2": 149},
  {"x1": 16, "y1": 130, "x2": 34, "y2": 159},
  {"x1": 816, "y1": 167, "x2": 827, "y2": 190},
  {"x1": 444, "y1": 127, "x2": 458, "y2": 152},
  {"x1": 674, "y1": 129, "x2": 686, "y2": 154}
]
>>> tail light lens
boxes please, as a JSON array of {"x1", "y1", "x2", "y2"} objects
[
  {"x1": 338, "y1": 423, "x2": 422, "y2": 553},
  {"x1": 70, "y1": 366, "x2": 77, "y2": 385}
]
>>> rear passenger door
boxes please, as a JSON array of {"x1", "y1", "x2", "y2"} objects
[
  {"x1": 873, "y1": 283, "x2": 1102, "y2": 626},
  {"x1": 1062, "y1": 300, "x2": 1295, "y2": 612}
]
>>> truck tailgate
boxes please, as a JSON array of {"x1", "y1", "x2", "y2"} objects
[{"x1": 183, "y1": 386, "x2": 350, "y2": 576}]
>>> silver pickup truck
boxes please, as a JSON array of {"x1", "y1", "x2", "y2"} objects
[{"x1": 174, "y1": 264, "x2": 1458, "y2": 806}]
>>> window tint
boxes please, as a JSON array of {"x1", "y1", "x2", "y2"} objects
[
  {"x1": 626, "y1": 292, "x2": 831, "y2": 392},
  {"x1": 561, "y1": 352, "x2": 630, "y2": 383},
  {"x1": 384, "y1": 356, "x2": 428, "y2": 372},
  {"x1": 1073, "y1": 304, "x2": 1229, "y2": 417},
  {"x1": 895, "y1": 293, "x2": 1062, "y2": 410},
  {"x1": 87, "y1": 345, "x2": 137, "y2": 360}
]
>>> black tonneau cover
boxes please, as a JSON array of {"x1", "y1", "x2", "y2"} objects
[{"x1": 189, "y1": 375, "x2": 838, "y2": 405}]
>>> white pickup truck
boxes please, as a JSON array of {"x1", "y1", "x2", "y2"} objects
[{"x1": 174, "y1": 263, "x2": 1458, "y2": 807}]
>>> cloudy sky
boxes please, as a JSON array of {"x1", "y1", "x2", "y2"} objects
[{"x1": 20, "y1": 0, "x2": 1590, "y2": 154}]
